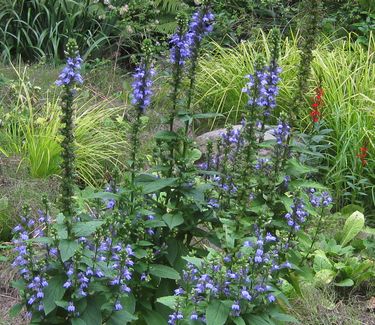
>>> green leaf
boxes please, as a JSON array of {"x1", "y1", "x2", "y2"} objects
[
  {"x1": 162, "y1": 213, "x2": 184, "y2": 229},
  {"x1": 56, "y1": 213, "x2": 65, "y2": 224},
  {"x1": 9, "y1": 303, "x2": 23, "y2": 318},
  {"x1": 244, "y1": 315, "x2": 272, "y2": 325},
  {"x1": 233, "y1": 317, "x2": 246, "y2": 325},
  {"x1": 155, "y1": 130, "x2": 179, "y2": 140},
  {"x1": 270, "y1": 312, "x2": 300, "y2": 323},
  {"x1": 72, "y1": 319, "x2": 87, "y2": 325},
  {"x1": 28, "y1": 237, "x2": 53, "y2": 245},
  {"x1": 289, "y1": 180, "x2": 327, "y2": 190},
  {"x1": 107, "y1": 310, "x2": 137, "y2": 325},
  {"x1": 341, "y1": 211, "x2": 365, "y2": 246},
  {"x1": 143, "y1": 310, "x2": 166, "y2": 325},
  {"x1": 314, "y1": 269, "x2": 336, "y2": 285},
  {"x1": 12, "y1": 279, "x2": 26, "y2": 290},
  {"x1": 156, "y1": 295, "x2": 177, "y2": 309},
  {"x1": 341, "y1": 204, "x2": 364, "y2": 216},
  {"x1": 185, "y1": 148, "x2": 202, "y2": 164},
  {"x1": 120, "y1": 294, "x2": 136, "y2": 314},
  {"x1": 58, "y1": 239, "x2": 80, "y2": 262},
  {"x1": 81, "y1": 296, "x2": 103, "y2": 325},
  {"x1": 206, "y1": 300, "x2": 229, "y2": 325},
  {"x1": 42, "y1": 275, "x2": 67, "y2": 315},
  {"x1": 334, "y1": 278, "x2": 354, "y2": 287},
  {"x1": 149, "y1": 265, "x2": 181, "y2": 280},
  {"x1": 182, "y1": 256, "x2": 203, "y2": 268},
  {"x1": 139, "y1": 177, "x2": 178, "y2": 194},
  {"x1": 313, "y1": 250, "x2": 333, "y2": 272},
  {"x1": 286, "y1": 158, "x2": 317, "y2": 177},
  {"x1": 72, "y1": 220, "x2": 105, "y2": 237}
]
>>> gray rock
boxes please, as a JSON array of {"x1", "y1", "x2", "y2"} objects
[{"x1": 195, "y1": 125, "x2": 275, "y2": 152}]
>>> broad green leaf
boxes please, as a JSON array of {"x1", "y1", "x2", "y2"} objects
[
  {"x1": 314, "y1": 269, "x2": 336, "y2": 285},
  {"x1": 186, "y1": 148, "x2": 202, "y2": 163},
  {"x1": 12, "y1": 279, "x2": 26, "y2": 290},
  {"x1": 286, "y1": 158, "x2": 317, "y2": 177},
  {"x1": 334, "y1": 278, "x2": 354, "y2": 287},
  {"x1": 58, "y1": 239, "x2": 80, "y2": 262},
  {"x1": 156, "y1": 295, "x2": 177, "y2": 309},
  {"x1": 341, "y1": 204, "x2": 364, "y2": 216},
  {"x1": 289, "y1": 180, "x2": 327, "y2": 190},
  {"x1": 233, "y1": 317, "x2": 246, "y2": 325},
  {"x1": 162, "y1": 213, "x2": 184, "y2": 229},
  {"x1": 80, "y1": 191, "x2": 118, "y2": 200},
  {"x1": 270, "y1": 312, "x2": 300, "y2": 323},
  {"x1": 313, "y1": 250, "x2": 333, "y2": 272},
  {"x1": 9, "y1": 303, "x2": 23, "y2": 318},
  {"x1": 107, "y1": 310, "x2": 137, "y2": 325},
  {"x1": 155, "y1": 130, "x2": 179, "y2": 140},
  {"x1": 72, "y1": 220, "x2": 105, "y2": 237},
  {"x1": 149, "y1": 265, "x2": 181, "y2": 280},
  {"x1": 55, "y1": 300, "x2": 68, "y2": 308},
  {"x1": 182, "y1": 256, "x2": 203, "y2": 268},
  {"x1": 143, "y1": 310, "x2": 166, "y2": 325},
  {"x1": 120, "y1": 294, "x2": 136, "y2": 314},
  {"x1": 341, "y1": 211, "x2": 365, "y2": 246},
  {"x1": 42, "y1": 275, "x2": 67, "y2": 315},
  {"x1": 72, "y1": 319, "x2": 87, "y2": 325},
  {"x1": 206, "y1": 300, "x2": 229, "y2": 325},
  {"x1": 81, "y1": 296, "x2": 103, "y2": 325},
  {"x1": 56, "y1": 213, "x2": 65, "y2": 224},
  {"x1": 244, "y1": 314, "x2": 272, "y2": 325},
  {"x1": 28, "y1": 237, "x2": 53, "y2": 245},
  {"x1": 140, "y1": 178, "x2": 178, "y2": 194}
]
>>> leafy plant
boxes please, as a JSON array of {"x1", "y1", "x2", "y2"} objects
[
  {"x1": 195, "y1": 31, "x2": 375, "y2": 219},
  {"x1": 292, "y1": 211, "x2": 375, "y2": 291}
]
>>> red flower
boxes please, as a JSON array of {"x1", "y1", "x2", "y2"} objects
[
  {"x1": 357, "y1": 146, "x2": 368, "y2": 166},
  {"x1": 310, "y1": 87, "x2": 324, "y2": 123},
  {"x1": 310, "y1": 109, "x2": 320, "y2": 123}
]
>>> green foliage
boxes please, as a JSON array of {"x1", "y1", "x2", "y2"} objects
[
  {"x1": 0, "y1": 0, "x2": 115, "y2": 63},
  {"x1": 195, "y1": 31, "x2": 375, "y2": 218},
  {"x1": 0, "y1": 74, "x2": 128, "y2": 186},
  {"x1": 292, "y1": 211, "x2": 375, "y2": 292}
]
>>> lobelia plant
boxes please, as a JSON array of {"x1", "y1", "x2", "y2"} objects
[
  {"x1": 10, "y1": 41, "x2": 141, "y2": 325},
  {"x1": 10, "y1": 7, "x2": 340, "y2": 325},
  {"x1": 158, "y1": 27, "x2": 335, "y2": 324},
  {"x1": 293, "y1": 0, "x2": 323, "y2": 117},
  {"x1": 56, "y1": 39, "x2": 83, "y2": 223}
]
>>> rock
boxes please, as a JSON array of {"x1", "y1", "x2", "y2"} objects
[{"x1": 195, "y1": 125, "x2": 276, "y2": 153}]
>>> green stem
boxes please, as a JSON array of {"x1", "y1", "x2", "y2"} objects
[{"x1": 299, "y1": 206, "x2": 325, "y2": 266}]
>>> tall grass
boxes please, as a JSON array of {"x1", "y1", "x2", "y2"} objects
[
  {"x1": 0, "y1": 82, "x2": 129, "y2": 187},
  {"x1": 195, "y1": 31, "x2": 375, "y2": 217},
  {"x1": 0, "y1": 0, "x2": 114, "y2": 63}
]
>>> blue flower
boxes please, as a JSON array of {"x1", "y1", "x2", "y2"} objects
[
  {"x1": 115, "y1": 301, "x2": 123, "y2": 311},
  {"x1": 56, "y1": 56, "x2": 83, "y2": 87},
  {"x1": 67, "y1": 302, "x2": 75, "y2": 313},
  {"x1": 131, "y1": 61, "x2": 155, "y2": 113},
  {"x1": 273, "y1": 120, "x2": 290, "y2": 145},
  {"x1": 170, "y1": 32, "x2": 191, "y2": 65}
]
